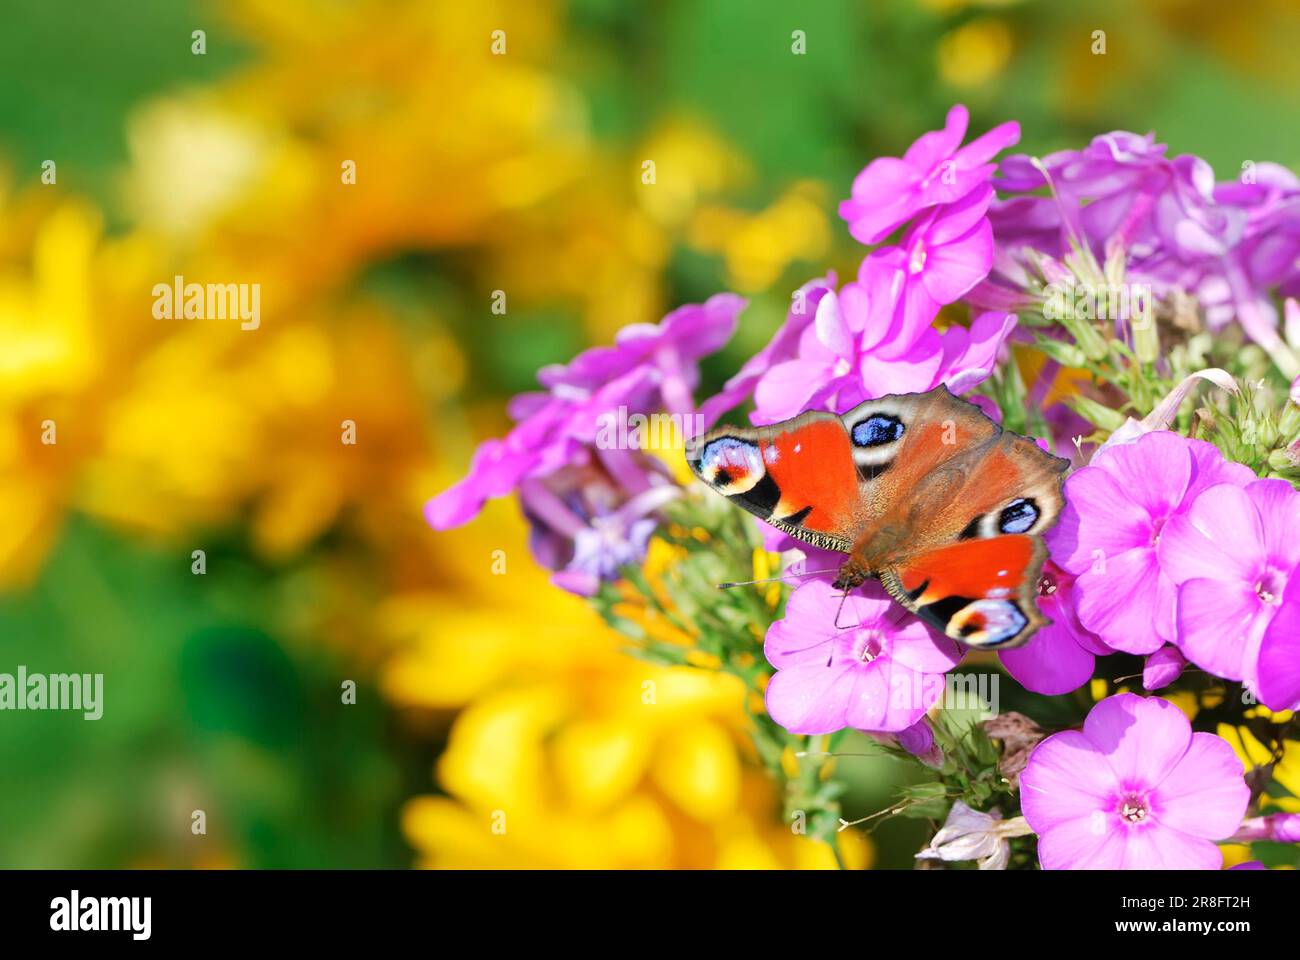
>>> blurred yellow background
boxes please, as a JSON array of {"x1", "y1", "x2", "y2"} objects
[{"x1": 2, "y1": 0, "x2": 1299, "y2": 867}]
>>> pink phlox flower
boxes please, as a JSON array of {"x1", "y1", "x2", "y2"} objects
[
  {"x1": 867, "y1": 185, "x2": 996, "y2": 356},
  {"x1": 748, "y1": 271, "x2": 1017, "y2": 424},
  {"x1": 1231, "y1": 813, "x2": 1300, "y2": 844},
  {"x1": 698, "y1": 277, "x2": 835, "y2": 428},
  {"x1": 1051, "y1": 431, "x2": 1255, "y2": 654},
  {"x1": 426, "y1": 294, "x2": 745, "y2": 592},
  {"x1": 1159, "y1": 478, "x2": 1300, "y2": 709},
  {"x1": 993, "y1": 130, "x2": 1300, "y2": 351},
  {"x1": 1021, "y1": 693, "x2": 1250, "y2": 869},
  {"x1": 840, "y1": 104, "x2": 1019, "y2": 245},
  {"x1": 763, "y1": 578, "x2": 962, "y2": 734}
]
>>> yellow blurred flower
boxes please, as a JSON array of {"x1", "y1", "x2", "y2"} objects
[
  {"x1": 937, "y1": 18, "x2": 1014, "y2": 90},
  {"x1": 916, "y1": 0, "x2": 1027, "y2": 12},
  {"x1": 0, "y1": 186, "x2": 166, "y2": 584},
  {"x1": 3, "y1": 0, "x2": 607, "y2": 575},
  {"x1": 387, "y1": 505, "x2": 868, "y2": 868},
  {"x1": 402, "y1": 665, "x2": 867, "y2": 868},
  {"x1": 690, "y1": 180, "x2": 831, "y2": 293}
]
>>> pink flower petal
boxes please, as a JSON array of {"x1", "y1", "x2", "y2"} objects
[
  {"x1": 698, "y1": 278, "x2": 830, "y2": 428},
  {"x1": 897, "y1": 718, "x2": 935, "y2": 757},
  {"x1": 926, "y1": 184, "x2": 994, "y2": 245},
  {"x1": 1187, "y1": 437, "x2": 1257, "y2": 488},
  {"x1": 843, "y1": 658, "x2": 930, "y2": 732},
  {"x1": 752, "y1": 359, "x2": 832, "y2": 421},
  {"x1": 1256, "y1": 583, "x2": 1300, "y2": 710},
  {"x1": 1142, "y1": 646, "x2": 1187, "y2": 691},
  {"x1": 1073, "y1": 547, "x2": 1166, "y2": 654},
  {"x1": 941, "y1": 310, "x2": 1017, "y2": 386},
  {"x1": 764, "y1": 663, "x2": 859, "y2": 735},
  {"x1": 1054, "y1": 470, "x2": 1154, "y2": 570},
  {"x1": 1117, "y1": 824, "x2": 1224, "y2": 869},
  {"x1": 922, "y1": 219, "x2": 994, "y2": 305},
  {"x1": 858, "y1": 341, "x2": 945, "y2": 398},
  {"x1": 1095, "y1": 432, "x2": 1191, "y2": 522},
  {"x1": 1036, "y1": 816, "x2": 1127, "y2": 870},
  {"x1": 764, "y1": 580, "x2": 891, "y2": 669},
  {"x1": 886, "y1": 612, "x2": 963, "y2": 674},
  {"x1": 841, "y1": 158, "x2": 920, "y2": 244},
  {"x1": 1020, "y1": 730, "x2": 1118, "y2": 832},
  {"x1": 1081, "y1": 693, "x2": 1191, "y2": 787},
  {"x1": 1000, "y1": 623, "x2": 1096, "y2": 695},
  {"x1": 872, "y1": 258, "x2": 942, "y2": 356},
  {"x1": 954, "y1": 119, "x2": 1021, "y2": 169},
  {"x1": 1152, "y1": 733, "x2": 1250, "y2": 840},
  {"x1": 1158, "y1": 483, "x2": 1263, "y2": 585},
  {"x1": 903, "y1": 103, "x2": 970, "y2": 170},
  {"x1": 1174, "y1": 577, "x2": 1267, "y2": 683},
  {"x1": 813, "y1": 290, "x2": 855, "y2": 359},
  {"x1": 1248, "y1": 479, "x2": 1300, "y2": 573},
  {"x1": 855, "y1": 254, "x2": 906, "y2": 350}
]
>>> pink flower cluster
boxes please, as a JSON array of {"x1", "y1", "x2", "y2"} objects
[
  {"x1": 743, "y1": 109, "x2": 1295, "y2": 869},
  {"x1": 984, "y1": 131, "x2": 1300, "y2": 360},
  {"x1": 425, "y1": 294, "x2": 745, "y2": 595},
  {"x1": 758, "y1": 110, "x2": 1300, "y2": 725},
  {"x1": 705, "y1": 105, "x2": 1022, "y2": 428},
  {"x1": 1056, "y1": 431, "x2": 1300, "y2": 711}
]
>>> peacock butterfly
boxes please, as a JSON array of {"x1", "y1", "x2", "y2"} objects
[{"x1": 686, "y1": 385, "x2": 1069, "y2": 648}]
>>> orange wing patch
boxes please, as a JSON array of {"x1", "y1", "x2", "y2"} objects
[
  {"x1": 761, "y1": 419, "x2": 859, "y2": 534},
  {"x1": 895, "y1": 535, "x2": 1037, "y2": 603},
  {"x1": 881, "y1": 535, "x2": 1047, "y2": 648},
  {"x1": 687, "y1": 412, "x2": 862, "y2": 553}
]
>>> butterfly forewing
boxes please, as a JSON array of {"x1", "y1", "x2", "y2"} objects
[{"x1": 687, "y1": 411, "x2": 860, "y2": 552}]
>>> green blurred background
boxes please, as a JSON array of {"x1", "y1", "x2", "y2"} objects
[{"x1": 2, "y1": 0, "x2": 1298, "y2": 868}]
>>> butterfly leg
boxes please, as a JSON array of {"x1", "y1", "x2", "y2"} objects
[{"x1": 832, "y1": 590, "x2": 861, "y2": 631}]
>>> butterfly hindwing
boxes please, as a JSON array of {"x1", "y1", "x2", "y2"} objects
[
  {"x1": 879, "y1": 534, "x2": 1047, "y2": 648},
  {"x1": 687, "y1": 412, "x2": 861, "y2": 552},
  {"x1": 921, "y1": 429, "x2": 1067, "y2": 541}
]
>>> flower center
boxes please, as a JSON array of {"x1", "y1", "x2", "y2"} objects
[
  {"x1": 1256, "y1": 569, "x2": 1284, "y2": 606},
  {"x1": 853, "y1": 631, "x2": 884, "y2": 663},
  {"x1": 1149, "y1": 516, "x2": 1167, "y2": 547},
  {"x1": 590, "y1": 515, "x2": 623, "y2": 545},
  {"x1": 1037, "y1": 571, "x2": 1058, "y2": 597},
  {"x1": 908, "y1": 241, "x2": 927, "y2": 274},
  {"x1": 1116, "y1": 792, "x2": 1150, "y2": 825}
]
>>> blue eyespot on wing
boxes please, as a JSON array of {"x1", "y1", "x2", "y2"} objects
[
  {"x1": 852, "y1": 414, "x2": 905, "y2": 448},
  {"x1": 998, "y1": 497, "x2": 1039, "y2": 534}
]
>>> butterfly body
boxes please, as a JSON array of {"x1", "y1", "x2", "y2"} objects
[{"x1": 687, "y1": 385, "x2": 1068, "y2": 648}]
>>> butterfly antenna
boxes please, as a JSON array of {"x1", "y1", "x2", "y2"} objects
[{"x1": 716, "y1": 569, "x2": 840, "y2": 590}]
